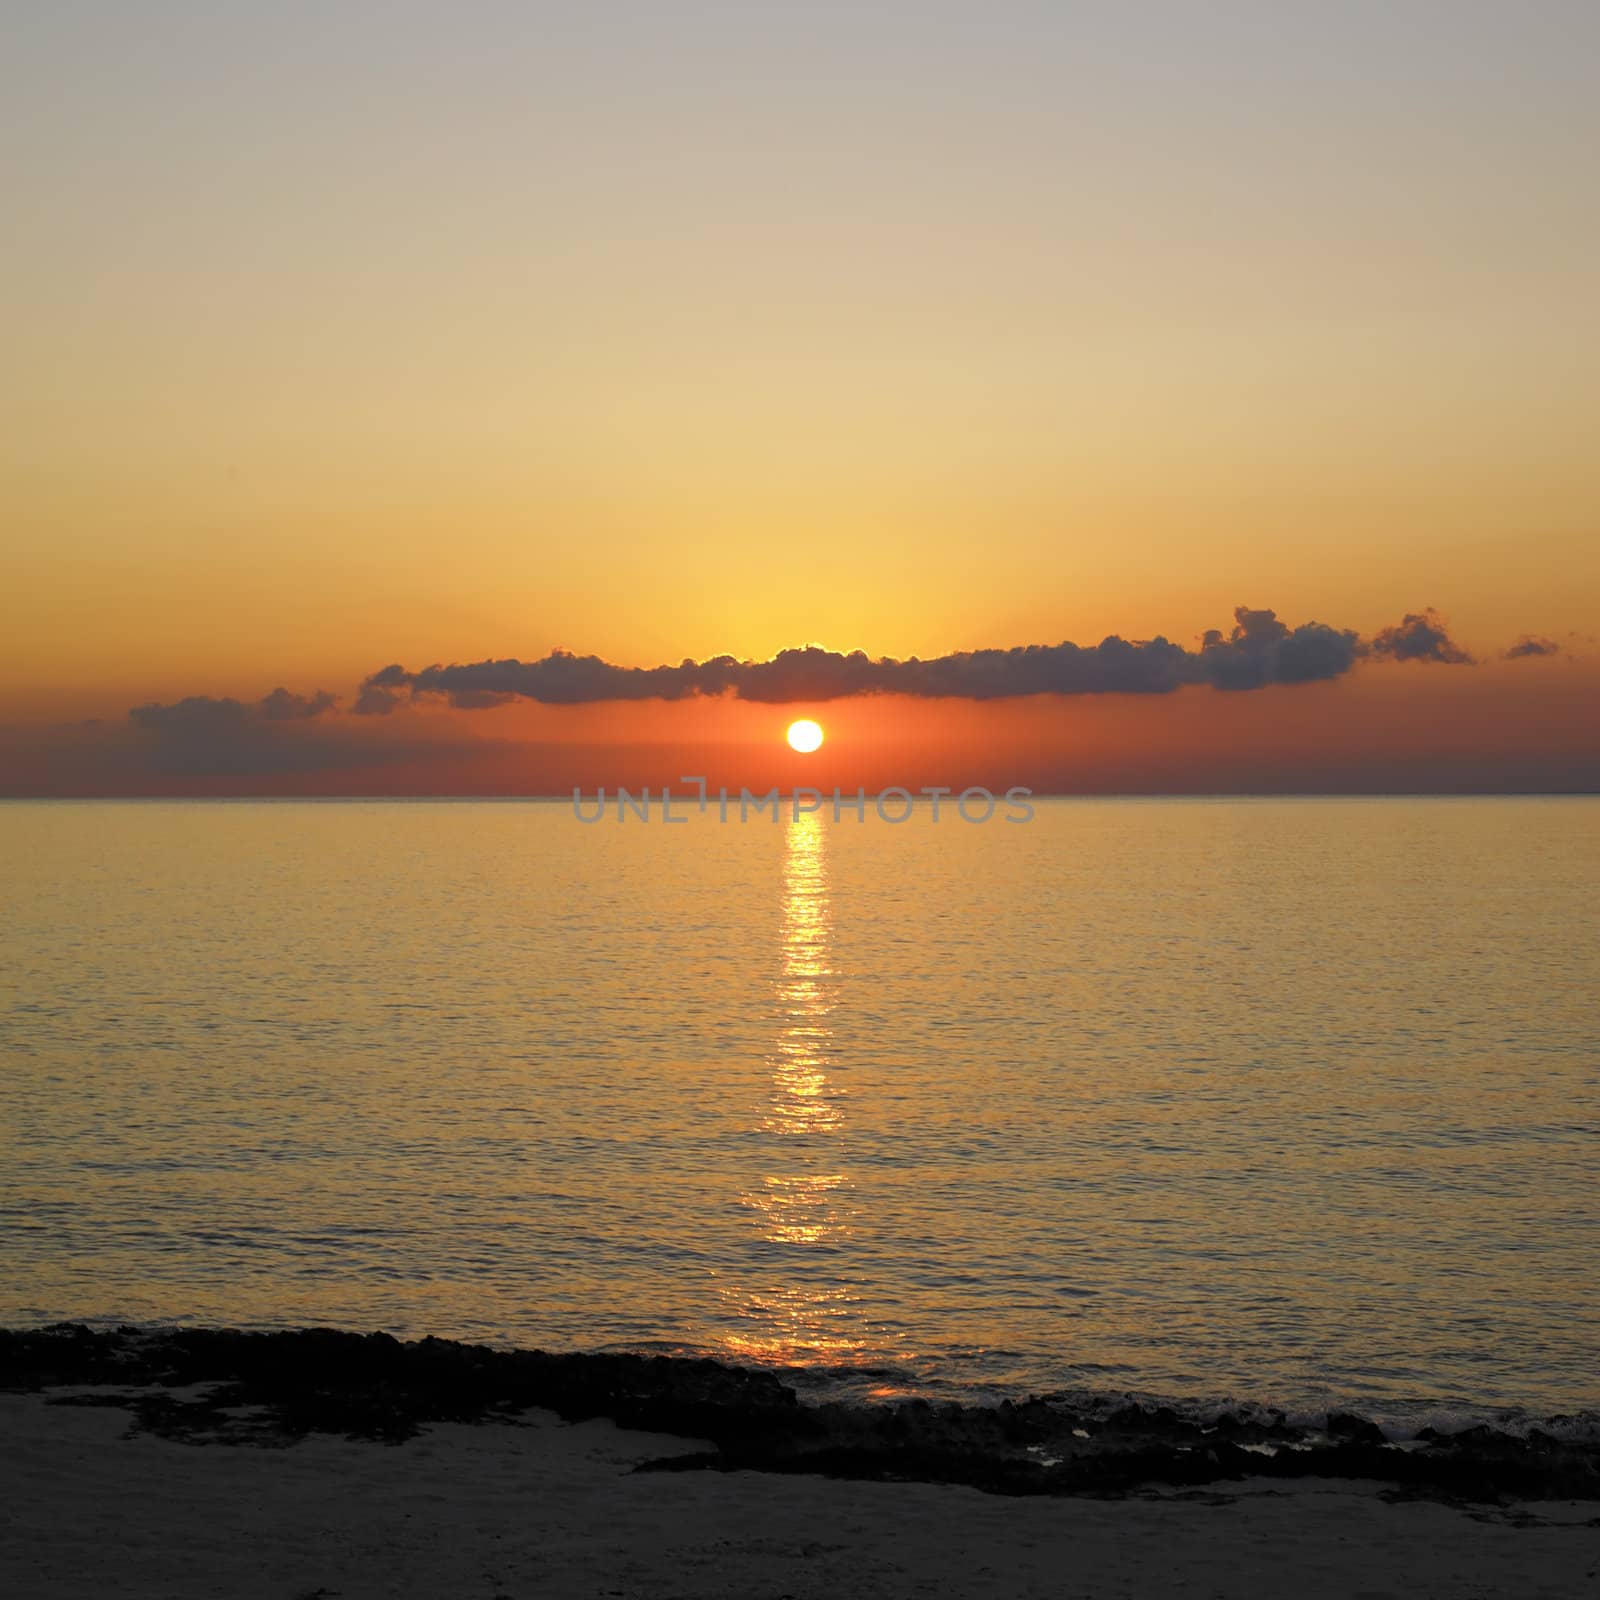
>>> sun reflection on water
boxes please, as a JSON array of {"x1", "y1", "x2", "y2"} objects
[{"x1": 724, "y1": 811, "x2": 875, "y2": 1369}]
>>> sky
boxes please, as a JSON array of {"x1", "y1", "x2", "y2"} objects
[{"x1": 3, "y1": 1, "x2": 1598, "y2": 794}]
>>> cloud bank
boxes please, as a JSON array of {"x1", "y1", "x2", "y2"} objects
[
  {"x1": 118, "y1": 686, "x2": 447, "y2": 778},
  {"x1": 353, "y1": 605, "x2": 1484, "y2": 711},
  {"x1": 0, "y1": 605, "x2": 1585, "y2": 796},
  {"x1": 130, "y1": 687, "x2": 339, "y2": 732}
]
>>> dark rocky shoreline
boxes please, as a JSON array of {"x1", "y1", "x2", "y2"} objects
[{"x1": 5, "y1": 1323, "x2": 1597, "y2": 1504}]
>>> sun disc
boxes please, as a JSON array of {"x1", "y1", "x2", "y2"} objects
[{"x1": 786, "y1": 719, "x2": 824, "y2": 754}]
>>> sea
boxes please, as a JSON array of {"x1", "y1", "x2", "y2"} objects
[{"x1": 2, "y1": 797, "x2": 1596, "y2": 1434}]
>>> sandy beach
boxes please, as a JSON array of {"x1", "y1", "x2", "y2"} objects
[{"x1": 4, "y1": 1386, "x2": 1597, "y2": 1600}]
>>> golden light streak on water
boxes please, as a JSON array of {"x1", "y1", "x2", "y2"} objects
[{"x1": 729, "y1": 811, "x2": 869, "y2": 1363}]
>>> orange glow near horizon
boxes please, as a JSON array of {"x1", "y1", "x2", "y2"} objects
[{"x1": 1, "y1": 654, "x2": 1598, "y2": 796}]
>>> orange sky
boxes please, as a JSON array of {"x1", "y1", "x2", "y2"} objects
[{"x1": 2, "y1": 5, "x2": 1597, "y2": 792}]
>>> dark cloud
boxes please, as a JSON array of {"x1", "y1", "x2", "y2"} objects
[
  {"x1": 354, "y1": 685, "x2": 404, "y2": 716},
  {"x1": 362, "y1": 640, "x2": 1205, "y2": 708},
  {"x1": 130, "y1": 688, "x2": 338, "y2": 731},
  {"x1": 359, "y1": 607, "x2": 1383, "y2": 708},
  {"x1": 0, "y1": 707, "x2": 503, "y2": 791},
  {"x1": 1504, "y1": 635, "x2": 1561, "y2": 660},
  {"x1": 1369, "y1": 608, "x2": 1474, "y2": 665},
  {"x1": 1198, "y1": 608, "x2": 1363, "y2": 691},
  {"x1": 260, "y1": 687, "x2": 338, "y2": 720},
  {"x1": 124, "y1": 687, "x2": 374, "y2": 777}
]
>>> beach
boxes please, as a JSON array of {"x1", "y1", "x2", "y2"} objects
[
  {"x1": 4, "y1": 1328, "x2": 1599, "y2": 1599},
  {"x1": 7, "y1": 1387, "x2": 1598, "y2": 1600}
]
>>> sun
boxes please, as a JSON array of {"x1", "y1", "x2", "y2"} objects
[{"x1": 786, "y1": 718, "x2": 824, "y2": 754}]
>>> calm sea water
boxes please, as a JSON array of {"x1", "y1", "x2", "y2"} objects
[{"x1": 2, "y1": 799, "x2": 1596, "y2": 1427}]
